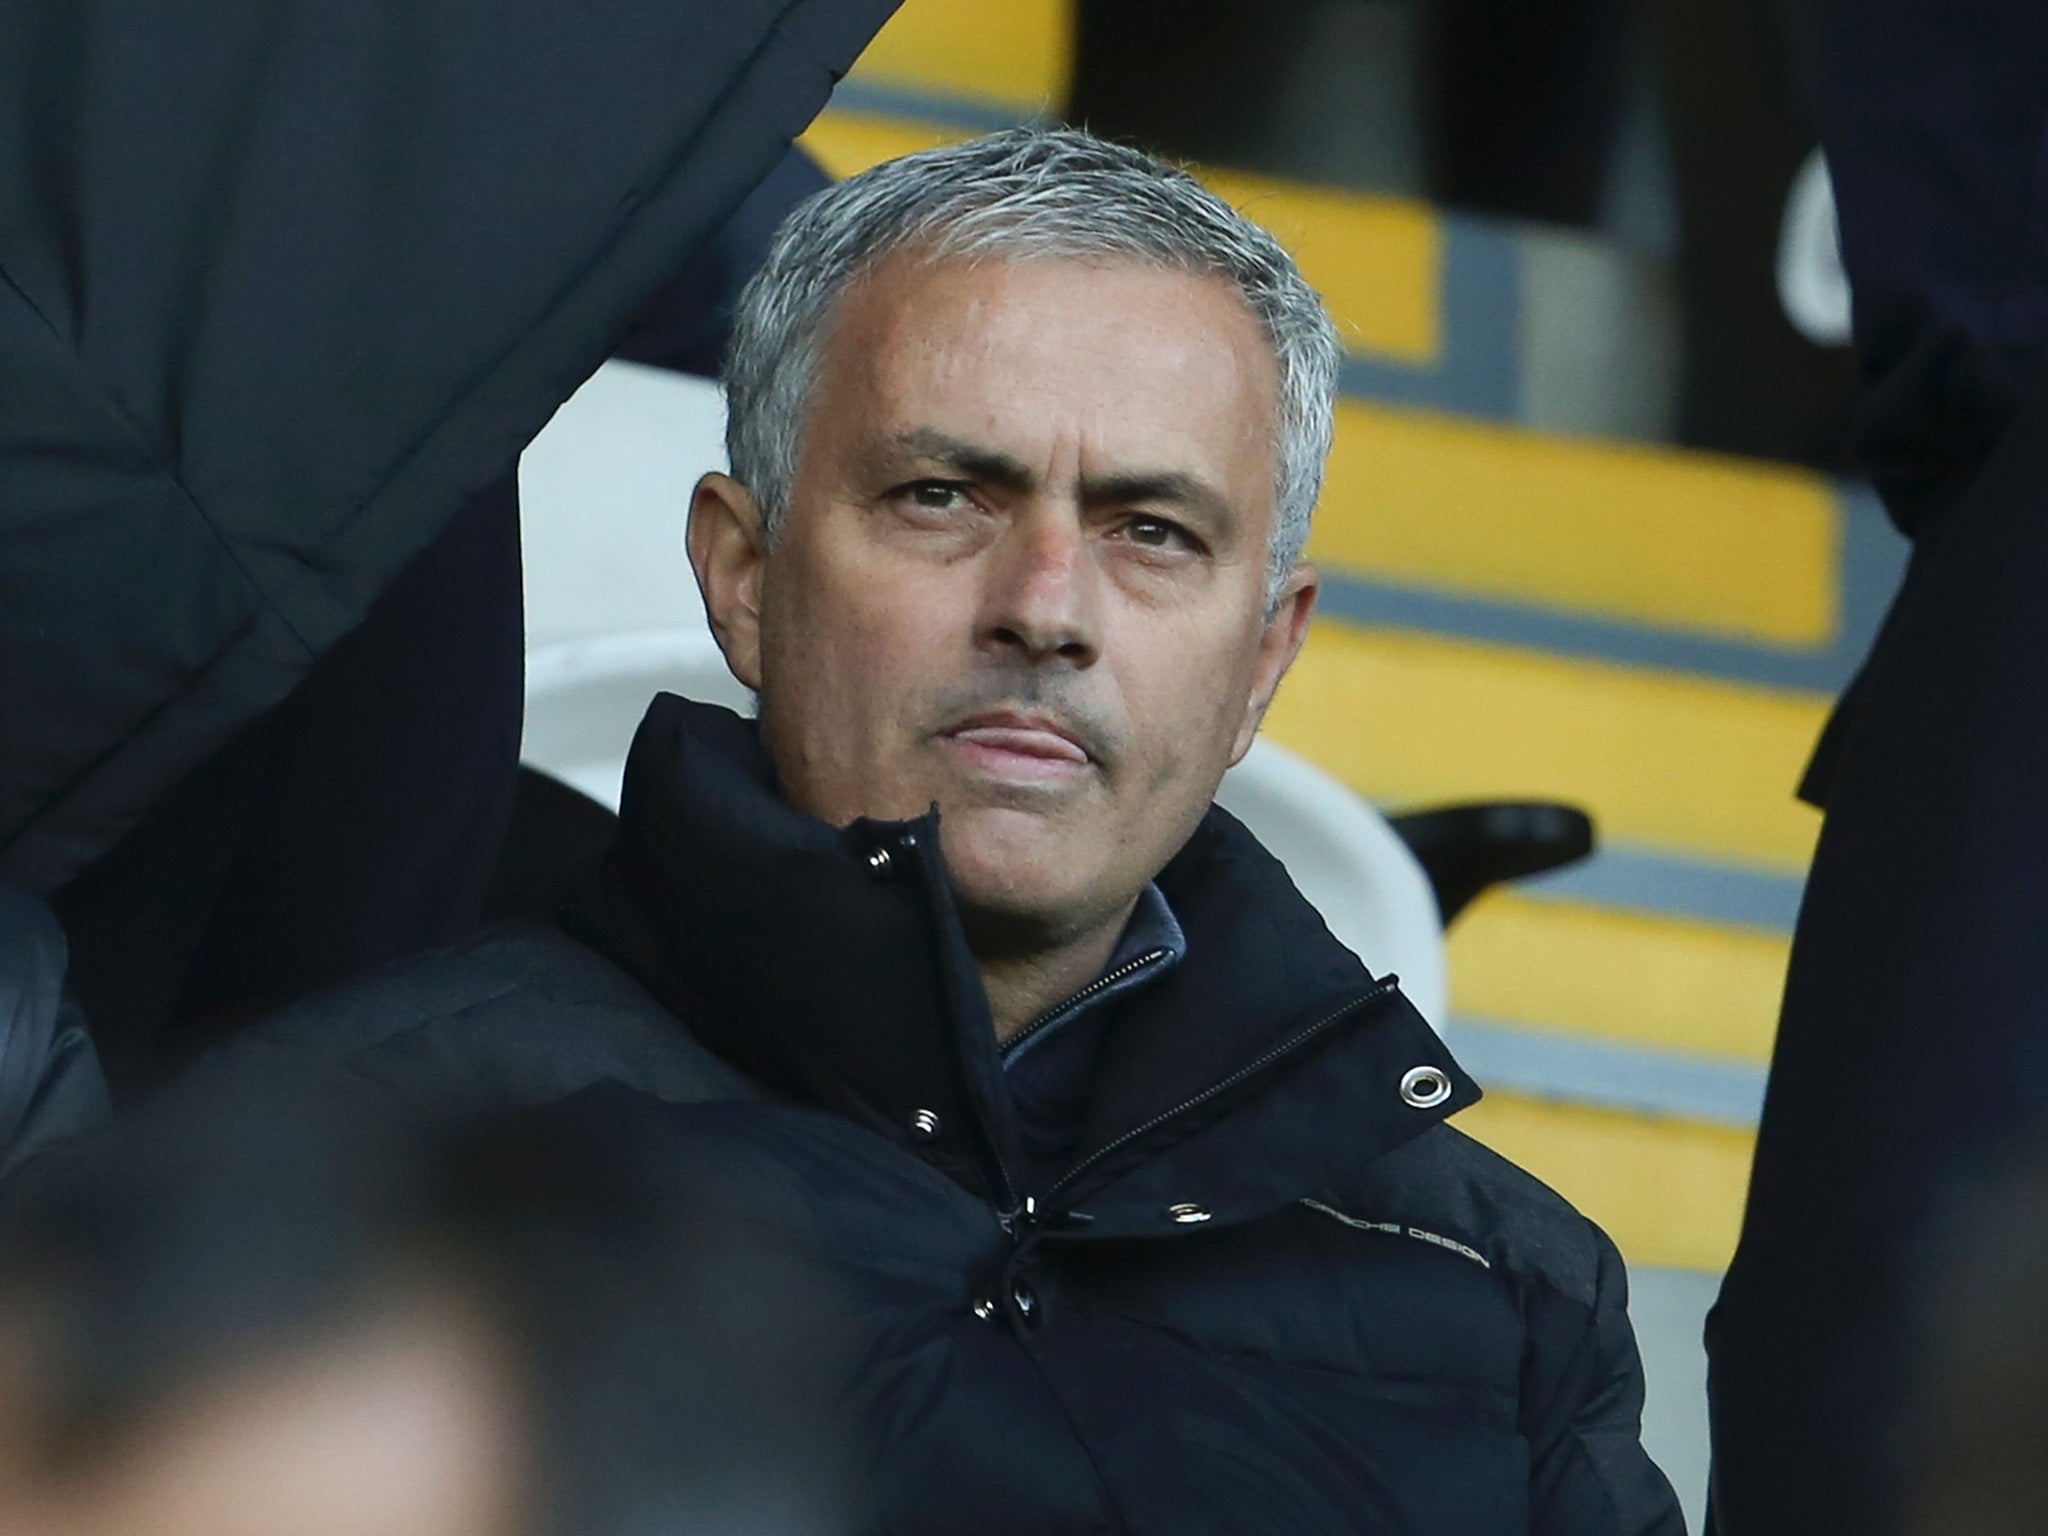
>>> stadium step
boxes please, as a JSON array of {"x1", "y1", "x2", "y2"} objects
[{"x1": 1268, "y1": 618, "x2": 1831, "y2": 873}]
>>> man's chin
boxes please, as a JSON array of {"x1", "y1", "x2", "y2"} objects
[{"x1": 935, "y1": 809, "x2": 1100, "y2": 928}]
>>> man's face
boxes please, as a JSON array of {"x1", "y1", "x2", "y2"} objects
[{"x1": 693, "y1": 251, "x2": 1315, "y2": 949}]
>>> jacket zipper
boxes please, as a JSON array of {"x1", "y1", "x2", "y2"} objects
[
  {"x1": 1000, "y1": 946, "x2": 1175, "y2": 1063},
  {"x1": 1043, "y1": 977, "x2": 1400, "y2": 1203}
]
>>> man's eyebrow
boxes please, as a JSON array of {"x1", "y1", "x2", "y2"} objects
[
  {"x1": 888, "y1": 429, "x2": 1036, "y2": 492},
  {"x1": 885, "y1": 430, "x2": 1237, "y2": 527},
  {"x1": 1081, "y1": 470, "x2": 1235, "y2": 528}
]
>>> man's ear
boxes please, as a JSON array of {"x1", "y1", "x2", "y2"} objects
[
  {"x1": 687, "y1": 472, "x2": 769, "y2": 691},
  {"x1": 1229, "y1": 563, "x2": 1318, "y2": 766}
]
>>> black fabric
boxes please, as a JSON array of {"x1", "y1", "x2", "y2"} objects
[
  {"x1": 50, "y1": 480, "x2": 525, "y2": 1092},
  {"x1": 21, "y1": 39, "x2": 844, "y2": 1087},
  {"x1": 217, "y1": 696, "x2": 1681, "y2": 1536},
  {"x1": 485, "y1": 767, "x2": 630, "y2": 932},
  {"x1": 0, "y1": 887, "x2": 109, "y2": 1175},
  {"x1": 1708, "y1": 3, "x2": 2048, "y2": 1531},
  {"x1": 45, "y1": 146, "x2": 830, "y2": 1095},
  {"x1": 1712, "y1": 374, "x2": 2048, "y2": 1535},
  {"x1": 0, "y1": 0, "x2": 898, "y2": 892},
  {"x1": 614, "y1": 144, "x2": 833, "y2": 378}
]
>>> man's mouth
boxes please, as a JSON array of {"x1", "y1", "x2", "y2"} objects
[{"x1": 940, "y1": 711, "x2": 1096, "y2": 783}]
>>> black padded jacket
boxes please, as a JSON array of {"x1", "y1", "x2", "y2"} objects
[{"x1": 224, "y1": 697, "x2": 1685, "y2": 1536}]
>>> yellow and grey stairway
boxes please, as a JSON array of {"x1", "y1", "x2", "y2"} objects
[{"x1": 809, "y1": 0, "x2": 1911, "y2": 1279}]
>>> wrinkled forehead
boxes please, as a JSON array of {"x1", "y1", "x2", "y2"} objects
[{"x1": 802, "y1": 250, "x2": 1283, "y2": 505}]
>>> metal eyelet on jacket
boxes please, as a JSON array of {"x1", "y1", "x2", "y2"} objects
[
  {"x1": 1167, "y1": 1202, "x2": 1212, "y2": 1224},
  {"x1": 908, "y1": 1108, "x2": 941, "y2": 1139},
  {"x1": 1400, "y1": 1065, "x2": 1452, "y2": 1109},
  {"x1": 971, "y1": 1298, "x2": 996, "y2": 1322},
  {"x1": 865, "y1": 846, "x2": 893, "y2": 875}
]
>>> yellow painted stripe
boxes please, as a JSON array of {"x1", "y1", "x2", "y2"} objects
[
  {"x1": 1454, "y1": 1092, "x2": 1752, "y2": 1272},
  {"x1": 1199, "y1": 170, "x2": 1441, "y2": 364},
  {"x1": 1315, "y1": 401, "x2": 1842, "y2": 648},
  {"x1": 1448, "y1": 892, "x2": 1787, "y2": 1062},
  {"x1": 799, "y1": 113, "x2": 1443, "y2": 366},
  {"x1": 799, "y1": 110, "x2": 971, "y2": 183},
  {"x1": 850, "y1": 0, "x2": 1074, "y2": 113},
  {"x1": 1265, "y1": 620, "x2": 1829, "y2": 873}
]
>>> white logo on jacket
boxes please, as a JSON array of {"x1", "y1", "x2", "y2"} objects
[{"x1": 1298, "y1": 1198, "x2": 1492, "y2": 1269}]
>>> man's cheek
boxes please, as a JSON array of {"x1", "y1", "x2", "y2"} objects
[{"x1": 879, "y1": 599, "x2": 961, "y2": 666}]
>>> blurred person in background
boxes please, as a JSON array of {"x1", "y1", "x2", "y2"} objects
[
  {"x1": 0, "y1": 1077, "x2": 853, "y2": 1536},
  {"x1": 214, "y1": 125, "x2": 1684, "y2": 1535}
]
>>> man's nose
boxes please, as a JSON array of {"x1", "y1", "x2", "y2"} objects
[{"x1": 978, "y1": 508, "x2": 1100, "y2": 667}]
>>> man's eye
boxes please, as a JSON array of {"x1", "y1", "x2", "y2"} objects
[
  {"x1": 1120, "y1": 516, "x2": 1194, "y2": 551},
  {"x1": 900, "y1": 480, "x2": 969, "y2": 511}
]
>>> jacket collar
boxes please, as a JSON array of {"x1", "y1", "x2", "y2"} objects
[{"x1": 571, "y1": 696, "x2": 1478, "y2": 1226}]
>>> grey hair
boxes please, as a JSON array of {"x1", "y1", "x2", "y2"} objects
[{"x1": 722, "y1": 125, "x2": 1340, "y2": 604}]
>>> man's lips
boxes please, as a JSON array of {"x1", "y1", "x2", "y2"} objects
[{"x1": 940, "y1": 712, "x2": 1094, "y2": 780}]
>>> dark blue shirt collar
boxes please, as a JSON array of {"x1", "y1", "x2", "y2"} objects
[
  {"x1": 1001, "y1": 882, "x2": 1186, "y2": 1072},
  {"x1": 999, "y1": 883, "x2": 1187, "y2": 1180}
]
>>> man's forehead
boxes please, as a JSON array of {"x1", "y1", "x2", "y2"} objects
[{"x1": 812, "y1": 251, "x2": 1281, "y2": 486}]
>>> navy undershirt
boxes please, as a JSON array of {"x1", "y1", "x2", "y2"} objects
[{"x1": 999, "y1": 884, "x2": 1186, "y2": 1180}]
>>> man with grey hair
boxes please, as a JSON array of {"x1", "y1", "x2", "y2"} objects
[{"x1": 231, "y1": 125, "x2": 1682, "y2": 1534}]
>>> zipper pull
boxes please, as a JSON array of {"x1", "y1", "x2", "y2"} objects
[
  {"x1": 998, "y1": 1194, "x2": 1040, "y2": 1237},
  {"x1": 998, "y1": 1194, "x2": 1095, "y2": 1240}
]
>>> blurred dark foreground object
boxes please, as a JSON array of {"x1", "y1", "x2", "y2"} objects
[
  {"x1": 0, "y1": 1078, "x2": 857, "y2": 1536},
  {"x1": 0, "y1": 0, "x2": 895, "y2": 898},
  {"x1": 41, "y1": 138, "x2": 831, "y2": 1098},
  {"x1": 1905, "y1": 1143, "x2": 2048, "y2": 1536},
  {"x1": 9, "y1": 0, "x2": 875, "y2": 1103},
  {"x1": 0, "y1": 889, "x2": 107, "y2": 1177},
  {"x1": 46, "y1": 486, "x2": 524, "y2": 1099}
]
